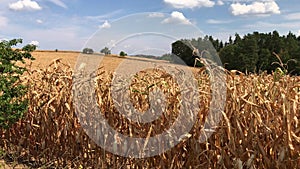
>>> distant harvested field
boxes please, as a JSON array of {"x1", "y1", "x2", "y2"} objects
[
  {"x1": 29, "y1": 50, "x2": 80, "y2": 68},
  {"x1": 27, "y1": 50, "x2": 171, "y2": 73}
]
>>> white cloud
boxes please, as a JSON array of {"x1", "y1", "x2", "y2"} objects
[
  {"x1": 164, "y1": 0, "x2": 215, "y2": 9},
  {"x1": 206, "y1": 19, "x2": 232, "y2": 24},
  {"x1": 107, "y1": 40, "x2": 116, "y2": 48},
  {"x1": 148, "y1": 12, "x2": 165, "y2": 18},
  {"x1": 297, "y1": 30, "x2": 300, "y2": 36},
  {"x1": 36, "y1": 19, "x2": 43, "y2": 24},
  {"x1": 100, "y1": 20, "x2": 111, "y2": 29},
  {"x1": 217, "y1": 0, "x2": 224, "y2": 6},
  {"x1": 243, "y1": 21, "x2": 300, "y2": 37},
  {"x1": 47, "y1": 0, "x2": 67, "y2": 9},
  {"x1": 284, "y1": 12, "x2": 300, "y2": 21},
  {"x1": 0, "y1": 38, "x2": 9, "y2": 42},
  {"x1": 0, "y1": 12, "x2": 91, "y2": 50},
  {"x1": 9, "y1": 0, "x2": 42, "y2": 11},
  {"x1": 162, "y1": 11, "x2": 192, "y2": 25},
  {"x1": 123, "y1": 44, "x2": 131, "y2": 49},
  {"x1": 230, "y1": 1, "x2": 280, "y2": 16},
  {"x1": 86, "y1": 10, "x2": 123, "y2": 22},
  {"x1": 0, "y1": 16, "x2": 8, "y2": 27},
  {"x1": 30, "y1": 40, "x2": 39, "y2": 46},
  {"x1": 244, "y1": 21, "x2": 300, "y2": 30}
]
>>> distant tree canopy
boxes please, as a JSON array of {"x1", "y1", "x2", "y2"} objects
[
  {"x1": 159, "y1": 53, "x2": 172, "y2": 61},
  {"x1": 170, "y1": 31, "x2": 300, "y2": 75},
  {"x1": 82, "y1": 48, "x2": 94, "y2": 54},
  {"x1": 172, "y1": 40, "x2": 193, "y2": 66},
  {"x1": 171, "y1": 36, "x2": 219, "y2": 67},
  {"x1": 119, "y1": 51, "x2": 127, "y2": 57},
  {"x1": 100, "y1": 47, "x2": 111, "y2": 55}
]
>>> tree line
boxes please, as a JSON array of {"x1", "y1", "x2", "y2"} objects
[
  {"x1": 170, "y1": 30, "x2": 300, "y2": 75},
  {"x1": 82, "y1": 30, "x2": 300, "y2": 75}
]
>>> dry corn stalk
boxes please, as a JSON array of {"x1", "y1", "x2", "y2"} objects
[{"x1": 0, "y1": 59, "x2": 298, "y2": 168}]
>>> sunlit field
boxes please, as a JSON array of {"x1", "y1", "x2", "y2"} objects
[{"x1": 0, "y1": 50, "x2": 299, "y2": 168}]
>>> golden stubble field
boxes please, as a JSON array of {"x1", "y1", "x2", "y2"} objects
[
  {"x1": 27, "y1": 50, "x2": 173, "y2": 73},
  {"x1": 28, "y1": 50, "x2": 121, "y2": 71}
]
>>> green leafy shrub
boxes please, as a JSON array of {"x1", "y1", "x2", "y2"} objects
[
  {"x1": 82, "y1": 48, "x2": 94, "y2": 54},
  {"x1": 119, "y1": 51, "x2": 127, "y2": 57},
  {"x1": 0, "y1": 39, "x2": 35, "y2": 129},
  {"x1": 100, "y1": 47, "x2": 111, "y2": 55}
]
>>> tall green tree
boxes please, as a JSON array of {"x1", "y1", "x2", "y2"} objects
[
  {"x1": 257, "y1": 48, "x2": 272, "y2": 72},
  {"x1": 82, "y1": 48, "x2": 94, "y2": 54},
  {"x1": 219, "y1": 44, "x2": 236, "y2": 70},
  {"x1": 0, "y1": 39, "x2": 35, "y2": 129},
  {"x1": 100, "y1": 47, "x2": 111, "y2": 55},
  {"x1": 241, "y1": 36, "x2": 259, "y2": 72},
  {"x1": 170, "y1": 31, "x2": 300, "y2": 75},
  {"x1": 171, "y1": 40, "x2": 193, "y2": 66}
]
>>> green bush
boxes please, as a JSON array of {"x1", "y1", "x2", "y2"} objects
[
  {"x1": 100, "y1": 47, "x2": 111, "y2": 55},
  {"x1": 119, "y1": 51, "x2": 127, "y2": 57},
  {"x1": 82, "y1": 48, "x2": 94, "y2": 54},
  {"x1": 0, "y1": 39, "x2": 35, "y2": 129}
]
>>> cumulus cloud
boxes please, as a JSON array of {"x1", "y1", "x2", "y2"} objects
[
  {"x1": 230, "y1": 1, "x2": 280, "y2": 16},
  {"x1": 164, "y1": 0, "x2": 215, "y2": 9},
  {"x1": 30, "y1": 40, "x2": 39, "y2": 46},
  {"x1": 162, "y1": 11, "x2": 192, "y2": 25},
  {"x1": 148, "y1": 12, "x2": 165, "y2": 18},
  {"x1": 100, "y1": 20, "x2": 111, "y2": 29},
  {"x1": 9, "y1": 0, "x2": 42, "y2": 11}
]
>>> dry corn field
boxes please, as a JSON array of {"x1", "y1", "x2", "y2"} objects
[{"x1": 0, "y1": 51, "x2": 300, "y2": 168}]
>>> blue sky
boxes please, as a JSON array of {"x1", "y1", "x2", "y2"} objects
[{"x1": 1, "y1": 0, "x2": 300, "y2": 52}]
